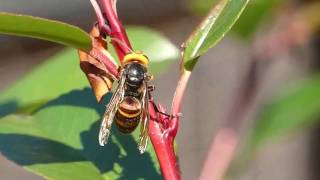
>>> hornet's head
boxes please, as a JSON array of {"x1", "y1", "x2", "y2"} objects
[
  {"x1": 123, "y1": 52, "x2": 149, "y2": 88},
  {"x1": 125, "y1": 62, "x2": 146, "y2": 87}
]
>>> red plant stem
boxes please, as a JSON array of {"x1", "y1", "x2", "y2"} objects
[
  {"x1": 147, "y1": 69, "x2": 192, "y2": 180},
  {"x1": 89, "y1": 0, "x2": 111, "y2": 35},
  {"x1": 143, "y1": 73, "x2": 189, "y2": 180},
  {"x1": 148, "y1": 103, "x2": 181, "y2": 180},
  {"x1": 171, "y1": 71, "x2": 191, "y2": 117},
  {"x1": 100, "y1": 0, "x2": 132, "y2": 62},
  {"x1": 145, "y1": 63, "x2": 193, "y2": 180},
  {"x1": 170, "y1": 70, "x2": 191, "y2": 137}
]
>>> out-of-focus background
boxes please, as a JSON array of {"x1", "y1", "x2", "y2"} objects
[{"x1": 0, "y1": 0, "x2": 320, "y2": 179}]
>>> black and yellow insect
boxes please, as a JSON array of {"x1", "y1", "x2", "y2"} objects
[{"x1": 98, "y1": 52, "x2": 152, "y2": 153}]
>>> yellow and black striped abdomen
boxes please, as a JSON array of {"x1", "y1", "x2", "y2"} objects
[{"x1": 115, "y1": 96, "x2": 141, "y2": 133}]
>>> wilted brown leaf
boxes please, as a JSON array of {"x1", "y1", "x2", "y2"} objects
[{"x1": 78, "y1": 25, "x2": 119, "y2": 102}]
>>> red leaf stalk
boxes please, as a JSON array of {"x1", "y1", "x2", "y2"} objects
[
  {"x1": 90, "y1": 0, "x2": 111, "y2": 35},
  {"x1": 171, "y1": 70, "x2": 191, "y2": 124},
  {"x1": 100, "y1": 0, "x2": 132, "y2": 61}
]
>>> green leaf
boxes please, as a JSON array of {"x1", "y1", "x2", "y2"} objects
[
  {"x1": 0, "y1": 12, "x2": 91, "y2": 51},
  {"x1": 0, "y1": 114, "x2": 104, "y2": 180},
  {"x1": 186, "y1": 0, "x2": 282, "y2": 38},
  {"x1": 183, "y1": 0, "x2": 250, "y2": 71},
  {"x1": 0, "y1": 26, "x2": 178, "y2": 179},
  {"x1": 248, "y1": 75, "x2": 320, "y2": 152}
]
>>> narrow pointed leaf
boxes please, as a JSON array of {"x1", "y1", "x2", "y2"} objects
[
  {"x1": 0, "y1": 12, "x2": 91, "y2": 51},
  {"x1": 187, "y1": 0, "x2": 281, "y2": 38},
  {"x1": 183, "y1": 0, "x2": 250, "y2": 71}
]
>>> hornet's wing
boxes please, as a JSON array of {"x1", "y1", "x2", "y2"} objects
[
  {"x1": 98, "y1": 72, "x2": 126, "y2": 146},
  {"x1": 138, "y1": 81, "x2": 150, "y2": 153}
]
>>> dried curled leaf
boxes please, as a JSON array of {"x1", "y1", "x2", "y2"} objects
[{"x1": 78, "y1": 26, "x2": 119, "y2": 102}]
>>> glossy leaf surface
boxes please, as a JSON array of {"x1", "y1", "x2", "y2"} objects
[
  {"x1": 183, "y1": 0, "x2": 249, "y2": 71},
  {"x1": 0, "y1": 12, "x2": 91, "y2": 51},
  {"x1": 187, "y1": 0, "x2": 282, "y2": 38}
]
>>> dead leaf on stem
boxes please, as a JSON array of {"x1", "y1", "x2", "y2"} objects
[{"x1": 78, "y1": 25, "x2": 119, "y2": 102}]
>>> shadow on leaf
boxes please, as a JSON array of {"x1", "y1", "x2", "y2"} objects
[
  {"x1": 0, "y1": 134, "x2": 84, "y2": 165},
  {"x1": 0, "y1": 101, "x2": 18, "y2": 117},
  {"x1": 0, "y1": 88, "x2": 161, "y2": 179}
]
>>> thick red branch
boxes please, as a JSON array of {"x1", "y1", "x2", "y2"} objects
[
  {"x1": 148, "y1": 102, "x2": 181, "y2": 180},
  {"x1": 146, "y1": 70, "x2": 193, "y2": 180},
  {"x1": 145, "y1": 61, "x2": 193, "y2": 180}
]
